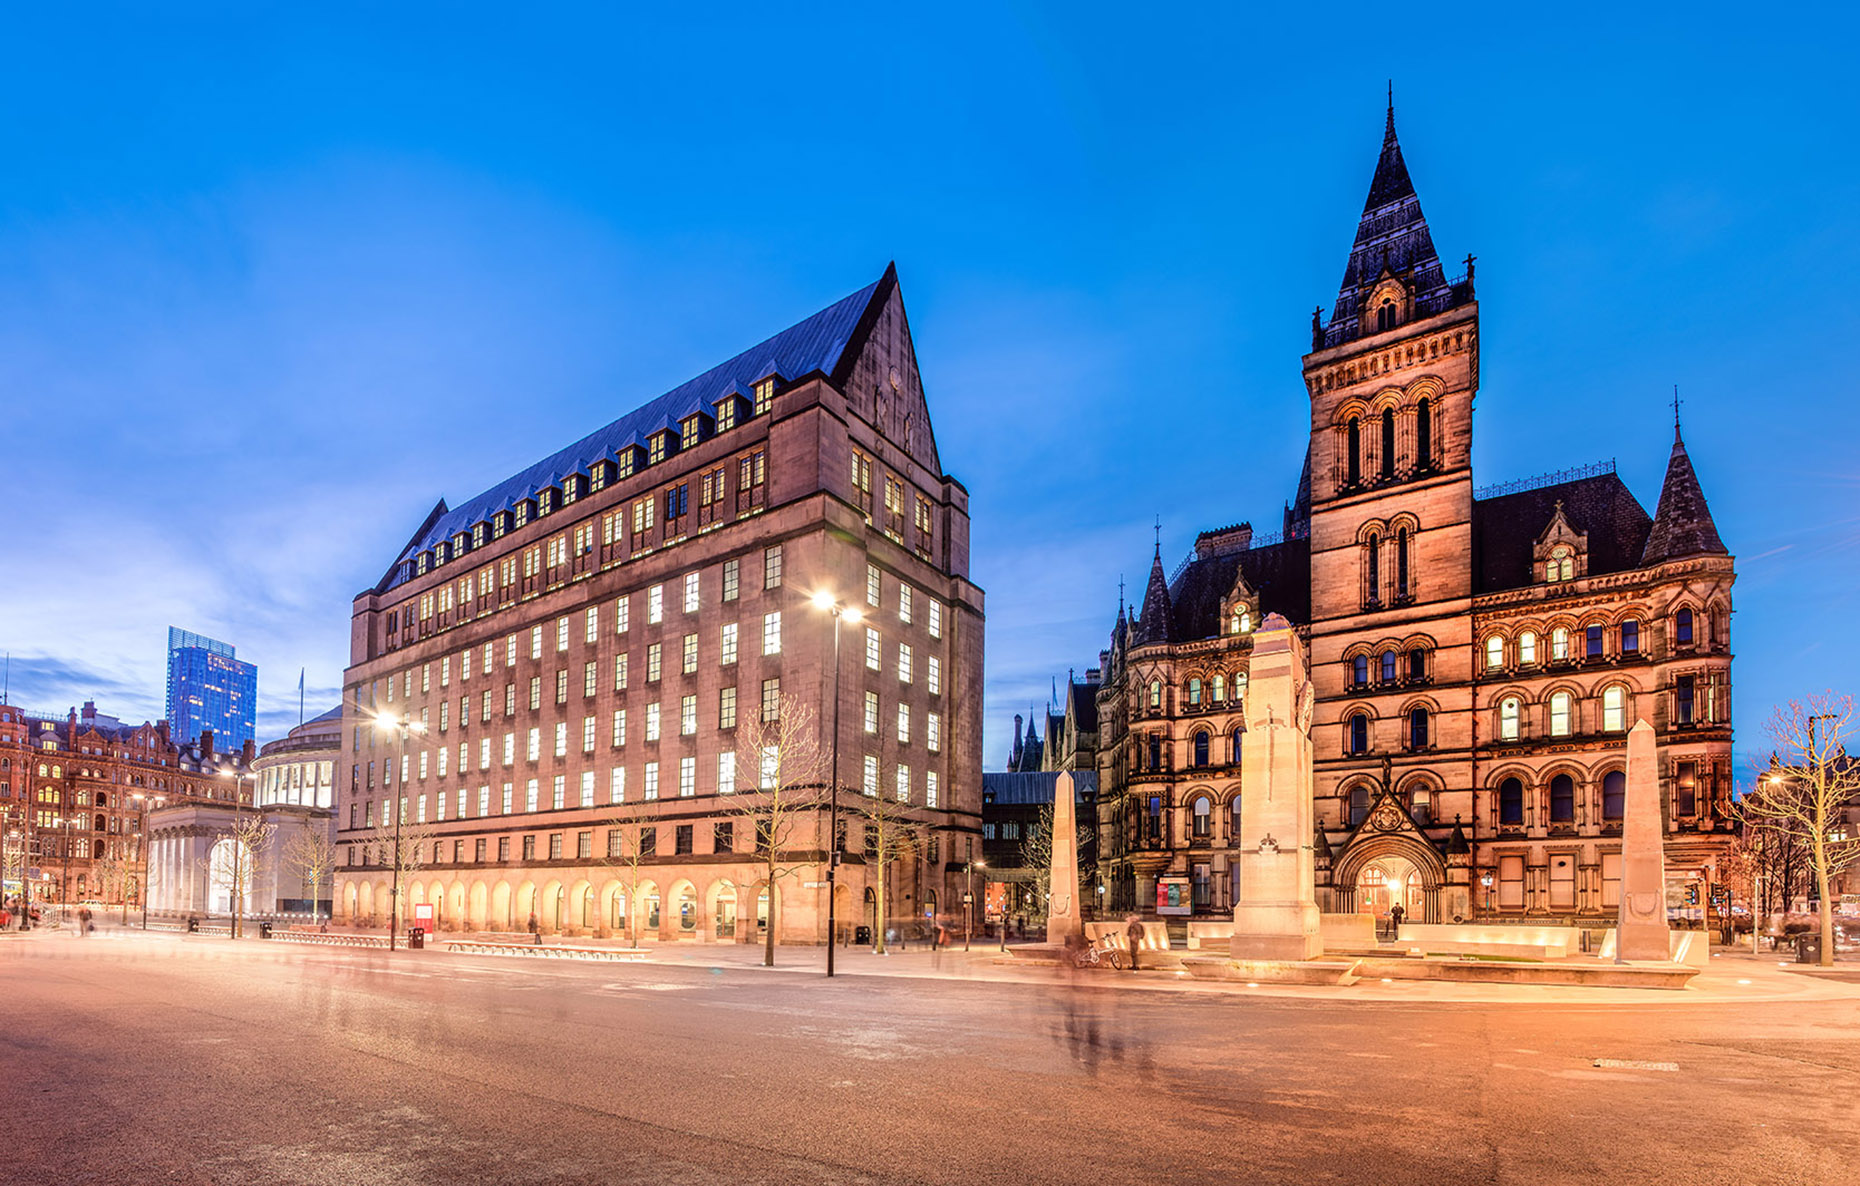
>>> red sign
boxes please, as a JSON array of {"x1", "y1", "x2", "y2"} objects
[{"x1": 412, "y1": 903, "x2": 435, "y2": 931}]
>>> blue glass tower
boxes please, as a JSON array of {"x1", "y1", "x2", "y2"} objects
[{"x1": 165, "y1": 627, "x2": 258, "y2": 750}]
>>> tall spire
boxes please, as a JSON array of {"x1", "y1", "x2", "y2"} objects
[
  {"x1": 1641, "y1": 424, "x2": 1727, "y2": 564},
  {"x1": 1318, "y1": 94, "x2": 1464, "y2": 349},
  {"x1": 1134, "y1": 540, "x2": 1174, "y2": 646}
]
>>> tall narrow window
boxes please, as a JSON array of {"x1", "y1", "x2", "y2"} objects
[
  {"x1": 1549, "y1": 691, "x2": 1572, "y2": 737},
  {"x1": 1415, "y1": 397, "x2": 1432, "y2": 469},
  {"x1": 1499, "y1": 696, "x2": 1520, "y2": 740},
  {"x1": 1230, "y1": 727, "x2": 1243, "y2": 764},
  {"x1": 1675, "y1": 675, "x2": 1696, "y2": 726},
  {"x1": 1352, "y1": 655, "x2": 1369, "y2": 687},
  {"x1": 1676, "y1": 608, "x2": 1694, "y2": 645},
  {"x1": 1348, "y1": 713, "x2": 1369, "y2": 755},
  {"x1": 1380, "y1": 650, "x2": 1396, "y2": 683},
  {"x1": 1193, "y1": 732, "x2": 1209, "y2": 768},
  {"x1": 1485, "y1": 636, "x2": 1504, "y2": 671},
  {"x1": 1396, "y1": 527, "x2": 1410, "y2": 599},
  {"x1": 1408, "y1": 707, "x2": 1429, "y2": 750},
  {"x1": 1620, "y1": 620, "x2": 1639, "y2": 655},
  {"x1": 1549, "y1": 774, "x2": 1575, "y2": 823},
  {"x1": 1380, "y1": 408, "x2": 1396, "y2": 480},
  {"x1": 1349, "y1": 785, "x2": 1369, "y2": 826},
  {"x1": 1365, "y1": 533, "x2": 1380, "y2": 603},
  {"x1": 1602, "y1": 686, "x2": 1626, "y2": 732},
  {"x1": 1499, "y1": 777, "x2": 1524, "y2": 826},
  {"x1": 1346, "y1": 417, "x2": 1361, "y2": 487},
  {"x1": 1601, "y1": 771, "x2": 1626, "y2": 820}
]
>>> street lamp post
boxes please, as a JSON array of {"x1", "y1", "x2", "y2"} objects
[
  {"x1": 54, "y1": 815, "x2": 75, "y2": 915},
  {"x1": 374, "y1": 711, "x2": 425, "y2": 953},
  {"x1": 133, "y1": 792, "x2": 164, "y2": 930},
  {"x1": 964, "y1": 858, "x2": 983, "y2": 952},
  {"x1": 810, "y1": 592, "x2": 863, "y2": 979}
]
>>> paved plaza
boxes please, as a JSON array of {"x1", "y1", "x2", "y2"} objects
[{"x1": 4, "y1": 925, "x2": 1857, "y2": 1185}]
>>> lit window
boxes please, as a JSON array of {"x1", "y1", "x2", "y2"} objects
[
  {"x1": 612, "y1": 709, "x2": 627, "y2": 747},
  {"x1": 679, "y1": 756, "x2": 696, "y2": 798},
  {"x1": 1485, "y1": 636, "x2": 1504, "y2": 670},
  {"x1": 761, "y1": 678, "x2": 780, "y2": 722},
  {"x1": 645, "y1": 704, "x2": 660, "y2": 742},
  {"x1": 682, "y1": 634, "x2": 698, "y2": 675},
  {"x1": 863, "y1": 755, "x2": 879, "y2": 797},
  {"x1": 927, "y1": 600, "x2": 942, "y2": 639},
  {"x1": 1549, "y1": 692, "x2": 1572, "y2": 737},
  {"x1": 1518, "y1": 631, "x2": 1537, "y2": 665},
  {"x1": 611, "y1": 768, "x2": 625, "y2": 803},
  {"x1": 1499, "y1": 697, "x2": 1520, "y2": 741},
  {"x1": 683, "y1": 572, "x2": 700, "y2": 613},
  {"x1": 722, "y1": 559, "x2": 740, "y2": 602},
  {"x1": 647, "y1": 644, "x2": 661, "y2": 683},
  {"x1": 717, "y1": 753, "x2": 736, "y2": 795},
  {"x1": 644, "y1": 762, "x2": 659, "y2": 800},
  {"x1": 763, "y1": 612, "x2": 782, "y2": 656},
  {"x1": 582, "y1": 716, "x2": 596, "y2": 753},
  {"x1": 615, "y1": 597, "x2": 630, "y2": 634},
  {"x1": 1602, "y1": 686, "x2": 1626, "y2": 732},
  {"x1": 926, "y1": 771, "x2": 939, "y2": 808},
  {"x1": 1149, "y1": 681, "x2": 1161, "y2": 710},
  {"x1": 719, "y1": 687, "x2": 736, "y2": 729},
  {"x1": 647, "y1": 586, "x2": 663, "y2": 624},
  {"x1": 1552, "y1": 627, "x2": 1569, "y2": 660},
  {"x1": 927, "y1": 656, "x2": 941, "y2": 696},
  {"x1": 899, "y1": 585, "x2": 913, "y2": 624},
  {"x1": 720, "y1": 623, "x2": 738, "y2": 666},
  {"x1": 866, "y1": 564, "x2": 881, "y2": 607},
  {"x1": 865, "y1": 628, "x2": 881, "y2": 671},
  {"x1": 895, "y1": 765, "x2": 911, "y2": 802},
  {"x1": 927, "y1": 713, "x2": 941, "y2": 752},
  {"x1": 863, "y1": 692, "x2": 879, "y2": 734},
  {"x1": 764, "y1": 545, "x2": 782, "y2": 590},
  {"x1": 898, "y1": 644, "x2": 913, "y2": 684},
  {"x1": 614, "y1": 654, "x2": 629, "y2": 691},
  {"x1": 554, "y1": 722, "x2": 568, "y2": 758},
  {"x1": 1188, "y1": 678, "x2": 1202, "y2": 706}
]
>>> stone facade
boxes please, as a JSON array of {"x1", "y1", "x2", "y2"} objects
[
  {"x1": 333, "y1": 266, "x2": 984, "y2": 943},
  {"x1": 1093, "y1": 107, "x2": 1736, "y2": 928},
  {"x1": 0, "y1": 699, "x2": 251, "y2": 909}
]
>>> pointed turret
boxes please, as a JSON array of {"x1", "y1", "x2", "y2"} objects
[
  {"x1": 1640, "y1": 426, "x2": 1727, "y2": 565},
  {"x1": 1318, "y1": 98, "x2": 1463, "y2": 349},
  {"x1": 1133, "y1": 544, "x2": 1173, "y2": 646}
]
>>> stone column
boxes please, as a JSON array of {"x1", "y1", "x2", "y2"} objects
[
  {"x1": 1615, "y1": 719, "x2": 1670, "y2": 962},
  {"x1": 1230, "y1": 614, "x2": 1322, "y2": 960},
  {"x1": 1045, "y1": 772, "x2": 1083, "y2": 945}
]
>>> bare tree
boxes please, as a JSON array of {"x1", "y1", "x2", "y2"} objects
[
  {"x1": 196, "y1": 814, "x2": 276, "y2": 938},
  {"x1": 91, "y1": 840, "x2": 136, "y2": 923},
  {"x1": 854, "y1": 779, "x2": 921, "y2": 955},
  {"x1": 729, "y1": 693, "x2": 827, "y2": 967},
  {"x1": 596, "y1": 802, "x2": 664, "y2": 945},
  {"x1": 371, "y1": 809, "x2": 436, "y2": 941},
  {"x1": 1737, "y1": 695, "x2": 1860, "y2": 966},
  {"x1": 1020, "y1": 801, "x2": 1096, "y2": 922},
  {"x1": 281, "y1": 825, "x2": 339, "y2": 927}
]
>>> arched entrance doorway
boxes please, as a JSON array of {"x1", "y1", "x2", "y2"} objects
[
  {"x1": 1357, "y1": 858, "x2": 1424, "y2": 920},
  {"x1": 1333, "y1": 831, "x2": 1446, "y2": 925},
  {"x1": 713, "y1": 884, "x2": 737, "y2": 939}
]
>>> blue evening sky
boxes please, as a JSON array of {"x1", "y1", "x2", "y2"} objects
[{"x1": 1, "y1": 5, "x2": 1854, "y2": 774}]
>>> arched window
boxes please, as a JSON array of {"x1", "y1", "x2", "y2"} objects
[
  {"x1": 1411, "y1": 785, "x2": 1432, "y2": 825},
  {"x1": 1602, "y1": 686, "x2": 1626, "y2": 733},
  {"x1": 1349, "y1": 784, "x2": 1370, "y2": 826},
  {"x1": 1230, "y1": 727, "x2": 1243, "y2": 764},
  {"x1": 1549, "y1": 774, "x2": 1575, "y2": 823},
  {"x1": 1499, "y1": 696, "x2": 1521, "y2": 741},
  {"x1": 1407, "y1": 649, "x2": 1427, "y2": 682},
  {"x1": 1377, "y1": 299, "x2": 1396, "y2": 332},
  {"x1": 1192, "y1": 797, "x2": 1211, "y2": 838},
  {"x1": 1346, "y1": 417, "x2": 1361, "y2": 486},
  {"x1": 1235, "y1": 672, "x2": 1247, "y2": 702},
  {"x1": 1518, "y1": 631, "x2": 1538, "y2": 665},
  {"x1": 1620, "y1": 620, "x2": 1640, "y2": 655},
  {"x1": 1415, "y1": 397, "x2": 1432, "y2": 468},
  {"x1": 1230, "y1": 796, "x2": 1243, "y2": 844},
  {"x1": 1212, "y1": 674, "x2": 1226, "y2": 702},
  {"x1": 1601, "y1": 771, "x2": 1626, "y2": 820},
  {"x1": 1549, "y1": 546, "x2": 1573, "y2": 582},
  {"x1": 1192, "y1": 732, "x2": 1210, "y2": 768},
  {"x1": 1549, "y1": 691, "x2": 1573, "y2": 737},
  {"x1": 1499, "y1": 777, "x2": 1524, "y2": 825},
  {"x1": 1148, "y1": 680, "x2": 1161, "y2": 709},
  {"x1": 1352, "y1": 654, "x2": 1369, "y2": 687},
  {"x1": 1188, "y1": 678, "x2": 1203, "y2": 707},
  {"x1": 1396, "y1": 527, "x2": 1411, "y2": 599},
  {"x1": 1485, "y1": 636, "x2": 1504, "y2": 670},
  {"x1": 1551, "y1": 627, "x2": 1570, "y2": 660},
  {"x1": 1409, "y1": 707, "x2": 1430, "y2": 750},
  {"x1": 1381, "y1": 408, "x2": 1396, "y2": 479},
  {"x1": 1238, "y1": 608, "x2": 1251, "y2": 632},
  {"x1": 1365, "y1": 533, "x2": 1380, "y2": 600},
  {"x1": 1348, "y1": 713, "x2": 1369, "y2": 755},
  {"x1": 1380, "y1": 650, "x2": 1397, "y2": 682},
  {"x1": 1676, "y1": 607, "x2": 1694, "y2": 645}
]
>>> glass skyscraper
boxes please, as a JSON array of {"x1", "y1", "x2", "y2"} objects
[{"x1": 165, "y1": 627, "x2": 258, "y2": 750}]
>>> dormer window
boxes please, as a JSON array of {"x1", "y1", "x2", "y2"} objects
[
  {"x1": 753, "y1": 377, "x2": 776, "y2": 417},
  {"x1": 1376, "y1": 299, "x2": 1397, "y2": 332},
  {"x1": 1548, "y1": 545, "x2": 1573, "y2": 582},
  {"x1": 471, "y1": 523, "x2": 486, "y2": 548},
  {"x1": 538, "y1": 488, "x2": 555, "y2": 515},
  {"x1": 491, "y1": 512, "x2": 508, "y2": 540},
  {"x1": 616, "y1": 447, "x2": 639, "y2": 480},
  {"x1": 589, "y1": 461, "x2": 611, "y2": 492}
]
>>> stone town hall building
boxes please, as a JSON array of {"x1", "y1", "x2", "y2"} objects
[
  {"x1": 1094, "y1": 107, "x2": 1735, "y2": 927},
  {"x1": 334, "y1": 266, "x2": 983, "y2": 944}
]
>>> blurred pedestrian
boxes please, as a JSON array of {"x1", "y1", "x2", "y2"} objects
[{"x1": 1124, "y1": 914, "x2": 1144, "y2": 972}]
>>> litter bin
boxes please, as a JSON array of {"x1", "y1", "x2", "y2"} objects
[
  {"x1": 854, "y1": 925, "x2": 872, "y2": 946},
  {"x1": 1795, "y1": 934, "x2": 1822, "y2": 964},
  {"x1": 408, "y1": 926, "x2": 425, "y2": 950},
  {"x1": 187, "y1": 917, "x2": 199, "y2": 934},
  {"x1": 259, "y1": 922, "x2": 273, "y2": 940}
]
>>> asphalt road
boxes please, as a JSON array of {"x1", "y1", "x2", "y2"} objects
[{"x1": 3, "y1": 932, "x2": 1856, "y2": 1185}]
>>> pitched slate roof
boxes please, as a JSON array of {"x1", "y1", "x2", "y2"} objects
[
  {"x1": 1067, "y1": 680, "x2": 1099, "y2": 735},
  {"x1": 1471, "y1": 473, "x2": 1652, "y2": 594},
  {"x1": 1321, "y1": 105, "x2": 1469, "y2": 349},
  {"x1": 381, "y1": 268, "x2": 892, "y2": 591},
  {"x1": 1640, "y1": 429, "x2": 1727, "y2": 564},
  {"x1": 981, "y1": 770, "x2": 1100, "y2": 805},
  {"x1": 1152, "y1": 537, "x2": 1312, "y2": 643},
  {"x1": 1133, "y1": 547, "x2": 1174, "y2": 645}
]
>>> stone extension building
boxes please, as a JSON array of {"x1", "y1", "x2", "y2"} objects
[
  {"x1": 333, "y1": 265, "x2": 984, "y2": 943},
  {"x1": 1093, "y1": 106, "x2": 1735, "y2": 929},
  {"x1": 0, "y1": 699, "x2": 252, "y2": 909}
]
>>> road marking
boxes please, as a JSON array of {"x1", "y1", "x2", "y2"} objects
[{"x1": 1592, "y1": 1058, "x2": 1679, "y2": 1071}]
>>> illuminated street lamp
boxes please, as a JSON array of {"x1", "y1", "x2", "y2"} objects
[
  {"x1": 809, "y1": 590, "x2": 863, "y2": 978},
  {"x1": 964, "y1": 857, "x2": 984, "y2": 952},
  {"x1": 52, "y1": 815, "x2": 76, "y2": 912},
  {"x1": 373, "y1": 710, "x2": 426, "y2": 952}
]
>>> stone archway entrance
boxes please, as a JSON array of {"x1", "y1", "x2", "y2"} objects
[
  {"x1": 1356, "y1": 857, "x2": 1424, "y2": 918},
  {"x1": 1333, "y1": 830, "x2": 1447, "y2": 924}
]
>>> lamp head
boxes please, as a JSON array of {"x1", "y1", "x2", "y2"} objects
[{"x1": 810, "y1": 591, "x2": 835, "y2": 611}]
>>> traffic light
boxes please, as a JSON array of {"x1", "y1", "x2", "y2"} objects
[{"x1": 1685, "y1": 884, "x2": 1700, "y2": 906}]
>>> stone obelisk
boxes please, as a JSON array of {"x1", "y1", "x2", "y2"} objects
[
  {"x1": 1230, "y1": 614, "x2": 1322, "y2": 960},
  {"x1": 1615, "y1": 718, "x2": 1671, "y2": 962},
  {"x1": 1045, "y1": 771, "x2": 1084, "y2": 946}
]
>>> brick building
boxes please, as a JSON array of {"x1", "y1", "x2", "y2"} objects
[
  {"x1": 1093, "y1": 106, "x2": 1736, "y2": 928},
  {"x1": 332, "y1": 265, "x2": 984, "y2": 943},
  {"x1": 0, "y1": 699, "x2": 252, "y2": 911}
]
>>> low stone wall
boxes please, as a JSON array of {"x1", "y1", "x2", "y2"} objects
[
  {"x1": 1321, "y1": 913, "x2": 1377, "y2": 950},
  {"x1": 1394, "y1": 923, "x2": 1586, "y2": 959},
  {"x1": 1596, "y1": 928, "x2": 1710, "y2": 967}
]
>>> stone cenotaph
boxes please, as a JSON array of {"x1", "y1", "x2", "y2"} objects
[
  {"x1": 1044, "y1": 771, "x2": 1084, "y2": 947},
  {"x1": 1614, "y1": 718, "x2": 1671, "y2": 962},
  {"x1": 1229, "y1": 613, "x2": 1322, "y2": 961}
]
